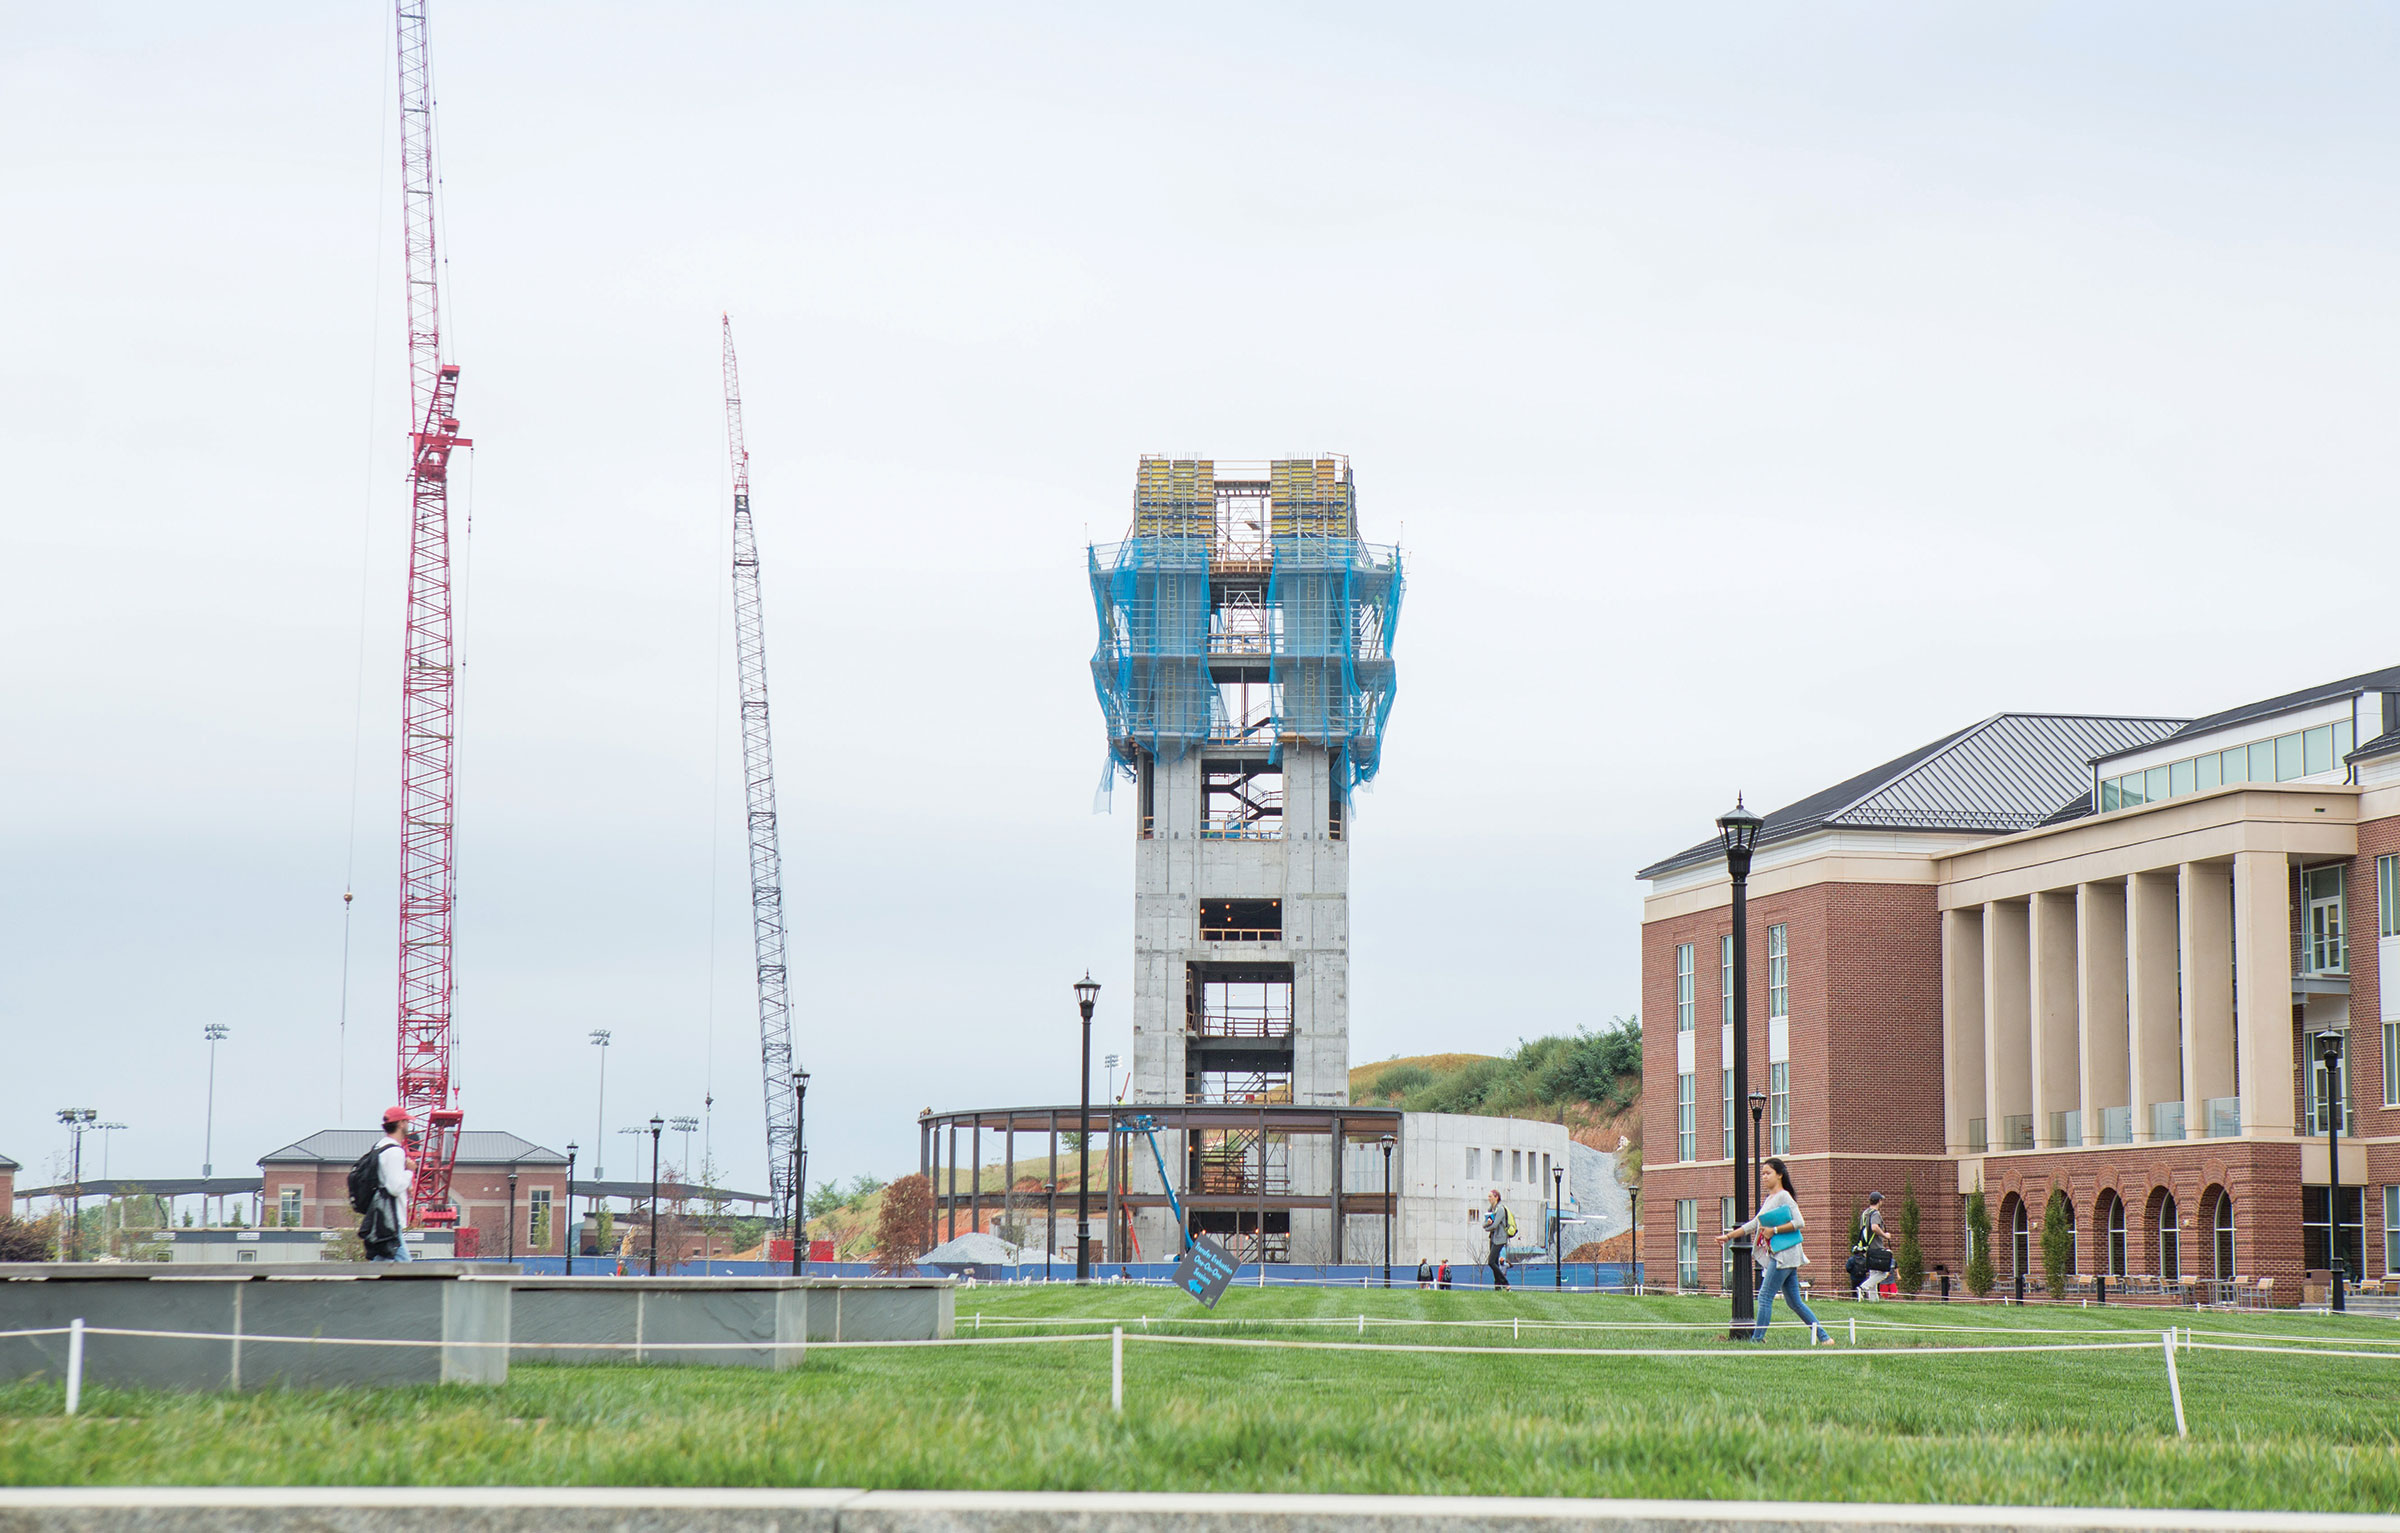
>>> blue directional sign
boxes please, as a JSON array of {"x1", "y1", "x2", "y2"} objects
[{"x1": 1172, "y1": 1234, "x2": 1239, "y2": 1308}]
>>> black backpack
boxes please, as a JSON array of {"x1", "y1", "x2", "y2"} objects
[{"x1": 346, "y1": 1144, "x2": 385, "y2": 1215}]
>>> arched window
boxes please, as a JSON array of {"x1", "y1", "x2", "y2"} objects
[
  {"x1": 2214, "y1": 1193, "x2": 2236, "y2": 1280},
  {"x1": 2010, "y1": 1198, "x2": 2030, "y2": 1280},
  {"x1": 2105, "y1": 1194, "x2": 2127, "y2": 1279},
  {"x1": 2158, "y1": 1192, "x2": 2179, "y2": 1282}
]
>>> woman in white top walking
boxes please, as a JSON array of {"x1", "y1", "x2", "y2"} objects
[{"x1": 1716, "y1": 1155, "x2": 1834, "y2": 1344}]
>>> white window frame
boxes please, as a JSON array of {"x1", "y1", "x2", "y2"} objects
[
  {"x1": 2307, "y1": 1033, "x2": 2354, "y2": 1137},
  {"x1": 277, "y1": 1186, "x2": 302, "y2": 1227},
  {"x1": 1722, "y1": 1073, "x2": 1735, "y2": 1161},
  {"x1": 2385, "y1": 1020, "x2": 2400, "y2": 1110},
  {"x1": 529, "y1": 1187, "x2": 553, "y2": 1248},
  {"x1": 2386, "y1": 1186, "x2": 2400, "y2": 1277},
  {"x1": 1720, "y1": 935, "x2": 1733, "y2": 1027},
  {"x1": 1767, "y1": 924, "x2": 1789, "y2": 1020},
  {"x1": 1675, "y1": 1199, "x2": 1699, "y2": 1290},
  {"x1": 2380, "y1": 854, "x2": 2399, "y2": 939},
  {"x1": 1675, "y1": 944, "x2": 1695, "y2": 1032},
  {"x1": 1676, "y1": 1073, "x2": 1696, "y2": 1163},
  {"x1": 1768, "y1": 1060, "x2": 1791, "y2": 1155},
  {"x1": 2304, "y1": 865, "x2": 2346, "y2": 976}
]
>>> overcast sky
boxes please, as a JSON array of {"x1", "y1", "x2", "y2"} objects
[{"x1": 4, "y1": 4, "x2": 2396, "y2": 1198}]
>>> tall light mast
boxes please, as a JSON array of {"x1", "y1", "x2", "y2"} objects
[
  {"x1": 720, "y1": 316, "x2": 799, "y2": 1221},
  {"x1": 393, "y1": 0, "x2": 468, "y2": 1226}
]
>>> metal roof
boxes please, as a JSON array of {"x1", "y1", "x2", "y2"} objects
[
  {"x1": 2352, "y1": 727, "x2": 2400, "y2": 765},
  {"x1": 1637, "y1": 712, "x2": 2186, "y2": 880},
  {"x1": 2100, "y1": 662, "x2": 2400, "y2": 760},
  {"x1": 0, "y1": 1151, "x2": 18, "y2": 1172},
  {"x1": 258, "y1": 1130, "x2": 567, "y2": 1167}
]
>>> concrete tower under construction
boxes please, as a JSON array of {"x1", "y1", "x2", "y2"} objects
[{"x1": 1087, "y1": 456, "x2": 1403, "y2": 1261}]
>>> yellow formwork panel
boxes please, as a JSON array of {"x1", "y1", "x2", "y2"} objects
[
  {"x1": 1269, "y1": 458, "x2": 1353, "y2": 538},
  {"x1": 1134, "y1": 456, "x2": 1215, "y2": 538}
]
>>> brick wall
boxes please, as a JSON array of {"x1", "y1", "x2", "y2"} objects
[{"x1": 1640, "y1": 878, "x2": 1952, "y2": 1289}]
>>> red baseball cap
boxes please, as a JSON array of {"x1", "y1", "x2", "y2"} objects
[{"x1": 382, "y1": 1105, "x2": 411, "y2": 1127}]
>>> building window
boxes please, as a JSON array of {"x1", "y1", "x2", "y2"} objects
[
  {"x1": 2380, "y1": 854, "x2": 2399, "y2": 938},
  {"x1": 1766, "y1": 924, "x2": 1789, "y2": 1020},
  {"x1": 2214, "y1": 1196, "x2": 2236, "y2": 1280},
  {"x1": 2102, "y1": 720, "x2": 2356, "y2": 812},
  {"x1": 2303, "y1": 865, "x2": 2346, "y2": 975},
  {"x1": 2307, "y1": 1032, "x2": 2354, "y2": 1137},
  {"x1": 529, "y1": 1188, "x2": 553, "y2": 1249},
  {"x1": 1720, "y1": 935, "x2": 1732, "y2": 1027},
  {"x1": 2010, "y1": 1201, "x2": 2030, "y2": 1279},
  {"x1": 2303, "y1": 1187, "x2": 2365, "y2": 1276},
  {"x1": 2385, "y1": 1187, "x2": 2400, "y2": 1277},
  {"x1": 1511, "y1": 1150, "x2": 1522, "y2": 1182},
  {"x1": 1467, "y1": 1148, "x2": 1480, "y2": 1182},
  {"x1": 278, "y1": 1187, "x2": 302, "y2": 1227},
  {"x1": 1676, "y1": 1074, "x2": 1696, "y2": 1163},
  {"x1": 1675, "y1": 1199, "x2": 1699, "y2": 1290},
  {"x1": 1768, "y1": 1061, "x2": 1790, "y2": 1155},
  {"x1": 1675, "y1": 944, "x2": 1695, "y2": 1032},
  {"x1": 2159, "y1": 1193, "x2": 2179, "y2": 1282},
  {"x1": 1722, "y1": 1074, "x2": 1735, "y2": 1161},
  {"x1": 2104, "y1": 1195, "x2": 2126, "y2": 1279}
]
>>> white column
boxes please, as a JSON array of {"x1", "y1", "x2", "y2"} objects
[
  {"x1": 1985, "y1": 900, "x2": 2031, "y2": 1145},
  {"x1": 1945, "y1": 907, "x2": 1987, "y2": 1153},
  {"x1": 2078, "y1": 881, "x2": 2129, "y2": 1143},
  {"x1": 2181, "y1": 862, "x2": 2236, "y2": 1125},
  {"x1": 2030, "y1": 890, "x2": 2081, "y2": 1145},
  {"x1": 2127, "y1": 869, "x2": 2181, "y2": 1139},
  {"x1": 2233, "y1": 851, "x2": 2296, "y2": 1138}
]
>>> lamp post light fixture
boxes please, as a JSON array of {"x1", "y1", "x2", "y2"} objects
[
  {"x1": 1628, "y1": 1183, "x2": 1641, "y2": 1295},
  {"x1": 2318, "y1": 1026, "x2": 2349, "y2": 1313},
  {"x1": 644, "y1": 1115, "x2": 666, "y2": 1275},
  {"x1": 790, "y1": 1070, "x2": 809, "y2": 1277},
  {"x1": 1073, "y1": 973, "x2": 1101, "y2": 1281},
  {"x1": 564, "y1": 1142, "x2": 578, "y2": 1275},
  {"x1": 1748, "y1": 1091, "x2": 1768, "y2": 1209},
  {"x1": 1552, "y1": 1163, "x2": 1566, "y2": 1290},
  {"x1": 1377, "y1": 1134, "x2": 1397, "y2": 1288},
  {"x1": 1716, "y1": 794, "x2": 1764, "y2": 1335},
  {"x1": 588, "y1": 1030, "x2": 612, "y2": 1178}
]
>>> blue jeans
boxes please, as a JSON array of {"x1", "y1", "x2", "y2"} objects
[{"x1": 1752, "y1": 1261, "x2": 1826, "y2": 1342}]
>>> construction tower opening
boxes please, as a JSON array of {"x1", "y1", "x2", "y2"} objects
[{"x1": 1087, "y1": 456, "x2": 1403, "y2": 1263}]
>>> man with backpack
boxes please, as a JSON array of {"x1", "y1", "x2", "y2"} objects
[
  {"x1": 1483, "y1": 1188, "x2": 1515, "y2": 1288},
  {"x1": 1849, "y1": 1190, "x2": 1893, "y2": 1299},
  {"x1": 349, "y1": 1107, "x2": 414, "y2": 1262}
]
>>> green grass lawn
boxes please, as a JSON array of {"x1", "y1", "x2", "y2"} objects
[{"x1": 6, "y1": 1287, "x2": 2400, "y2": 1508}]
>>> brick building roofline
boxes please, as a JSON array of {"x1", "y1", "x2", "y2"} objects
[{"x1": 2096, "y1": 661, "x2": 2400, "y2": 763}]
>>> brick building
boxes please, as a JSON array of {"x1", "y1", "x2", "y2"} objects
[
  {"x1": 258, "y1": 1130, "x2": 569, "y2": 1257},
  {"x1": 0, "y1": 1151, "x2": 16, "y2": 1215},
  {"x1": 1637, "y1": 665, "x2": 2400, "y2": 1306}
]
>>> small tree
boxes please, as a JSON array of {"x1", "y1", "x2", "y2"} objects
[
  {"x1": 0, "y1": 1215, "x2": 56, "y2": 1262},
  {"x1": 1895, "y1": 1180, "x2": 1925, "y2": 1297},
  {"x1": 321, "y1": 1229, "x2": 367, "y2": 1262},
  {"x1": 1963, "y1": 1185, "x2": 1993, "y2": 1297},
  {"x1": 874, "y1": 1173, "x2": 935, "y2": 1274},
  {"x1": 2040, "y1": 1185, "x2": 2073, "y2": 1300}
]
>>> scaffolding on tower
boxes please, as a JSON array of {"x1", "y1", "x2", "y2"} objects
[
  {"x1": 720, "y1": 317, "x2": 799, "y2": 1221},
  {"x1": 392, "y1": 0, "x2": 469, "y2": 1224}
]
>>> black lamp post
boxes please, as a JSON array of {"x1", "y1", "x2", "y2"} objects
[
  {"x1": 1748, "y1": 1092, "x2": 1768, "y2": 1208},
  {"x1": 1378, "y1": 1134, "x2": 1396, "y2": 1288},
  {"x1": 646, "y1": 1115, "x2": 665, "y2": 1276},
  {"x1": 507, "y1": 1161, "x2": 520, "y2": 1261},
  {"x1": 1073, "y1": 973, "x2": 1100, "y2": 1281},
  {"x1": 1628, "y1": 1183, "x2": 1640, "y2": 1294},
  {"x1": 2319, "y1": 1028, "x2": 2348, "y2": 1313},
  {"x1": 1043, "y1": 1181, "x2": 1056, "y2": 1283},
  {"x1": 564, "y1": 1142, "x2": 578, "y2": 1275},
  {"x1": 1717, "y1": 795, "x2": 1764, "y2": 1334},
  {"x1": 791, "y1": 1069, "x2": 810, "y2": 1277},
  {"x1": 1552, "y1": 1163, "x2": 1566, "y2": 1290}
]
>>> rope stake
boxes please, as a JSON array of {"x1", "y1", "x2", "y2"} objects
[{"x1": 2162, "y1": 1329, "x2": 2187, "y2": 1438}]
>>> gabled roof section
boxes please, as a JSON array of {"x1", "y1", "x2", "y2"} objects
[
  {"x1": 1637, "y1": 712, "x2": 2186, "y2": 881},
  {"x1": 258, "y1": 1130, "x2": 565, "y2": 1167},
  {"x1": 2102, "y1": 662, "x2": 2400, "y2": 760},
  {"x1": 2351, "y1": 727, "x2": 2400, "y2": 765},
  {"x1": 0, "y1": 1150, "x2": 18, "y2": 1172}
]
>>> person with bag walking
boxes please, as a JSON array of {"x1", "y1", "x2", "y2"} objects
[
  {"x1": 1851, "y1": 1190, "x2": 1893, "y2": 1300},
  {"x1": 1717, "y1": 1156, "x2": 1834, "y2": 1344},
  {"x1": 350, "y1": 1107, "x2": 414, "y2": 1262},
  {"x1": 1482, "y1": 1189, "x2": 1516, "y2": 1288}
]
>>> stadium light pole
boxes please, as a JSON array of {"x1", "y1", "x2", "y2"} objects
[
  {"x1": 588, "y1": 1030, "x2": 612, "y2": 1178},
  {"x1": 202, "y1": 1023, "x2": 229, "y2": 1224},
  {"x1": 57, "y1": 1110, "x2": 95, "y2": 1260},
  {"x1": 1073, "y1": 974, "x2": 1100, "y2": 1281},
  {"x1": 1378, "y1": 1134, "x2": 1396, "y2": 1288},
  {"x1": 647, "y1": 1116, "x2": 665, "y2": 1275},
  {"x1": 1717, "y1": 796, "x2": 1764, "y2": 1336},
  {"x1": 564, "y1": 1142, "x2": 578, "y2": 1276}
]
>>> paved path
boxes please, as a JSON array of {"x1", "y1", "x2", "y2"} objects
[{"x1": 1, "y1": 1490, "x2": 2393, "y2": 1533}]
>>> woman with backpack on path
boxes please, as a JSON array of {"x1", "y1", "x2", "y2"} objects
[{"x1": 1715, "y1": 1156, "x2": 1834, "y2": 1344}]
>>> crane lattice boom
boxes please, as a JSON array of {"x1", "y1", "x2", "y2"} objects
[
  {"x1": 394, "y1": 0, "x2": 467, "y2": 1224},
  {"x1": 721, "y1": 317, "x2": 799, "y2": 1221}
]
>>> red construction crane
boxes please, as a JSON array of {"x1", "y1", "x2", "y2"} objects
[{"x1": 392, "y1": 0, "x2": 468, "y2": 1226}]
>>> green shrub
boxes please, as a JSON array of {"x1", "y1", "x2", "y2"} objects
[
  {"x1": 2040, "y1": 1185, "x2": 2073, "y2": 1299},
  {"x1": 1896, "y1": 1181, "x2": 1924, "y2": 1296},
  {"x1": 1964, "y1": 1186, "x2": 1993, "y2": 1297}
]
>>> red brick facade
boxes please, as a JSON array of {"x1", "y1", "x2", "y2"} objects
[{"x1": 1640, "y1": 880, "x2": 1955, "y2": 1292}]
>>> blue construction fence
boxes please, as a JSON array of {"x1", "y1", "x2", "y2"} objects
[{"x1": 468, "y1": 1256, "x2": 1644, "y2": 1290}]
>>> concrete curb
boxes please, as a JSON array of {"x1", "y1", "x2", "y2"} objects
[{"x1": 3, "y1": 1492, "x2": 2399, "y2": 1533}]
